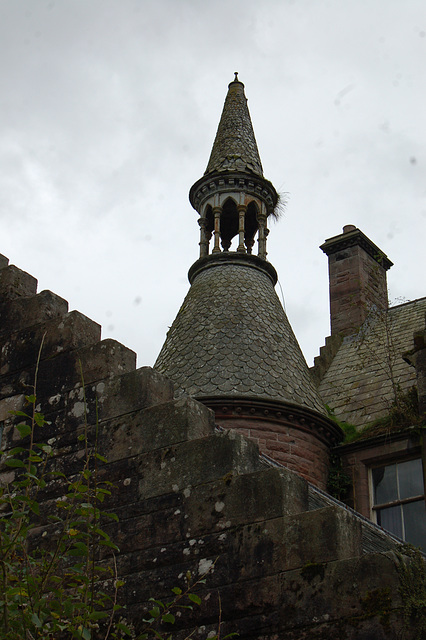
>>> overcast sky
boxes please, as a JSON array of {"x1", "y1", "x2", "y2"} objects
[{"x1": 1, "y1": 0, "x2": 424, "y2": 367}]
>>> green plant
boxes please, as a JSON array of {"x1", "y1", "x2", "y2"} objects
[
  {"x1": 0, "y1": 340, "x2": 121, "y2": 639},
  {"x1": 396, "y1": 546, "x2": 426, "y2": 640},
  {"x1": 327, "y1": 452, "x2": 352, "y2": 501},
  {"x1": 0, "y1": 342, "x2": 231, "y2": 640},
  {"x1": 325, "y1": 405, "x2": 358, "y2": 443}
]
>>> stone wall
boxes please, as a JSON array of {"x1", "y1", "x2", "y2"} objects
[{"x1": 0, "y1": 254, "x2": 423, "y2": 639}]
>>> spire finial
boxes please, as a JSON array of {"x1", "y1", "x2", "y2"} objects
[{"x1": 234, "y1": 71, "x2": 239, "y2": 82}]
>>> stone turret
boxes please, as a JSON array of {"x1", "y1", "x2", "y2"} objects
[
  {"x1": 189, "y1": 73, "x2": 278, "y2": 258},
  {"x1": 155, "y1": 76, "x2": 341, "y2": 489}
]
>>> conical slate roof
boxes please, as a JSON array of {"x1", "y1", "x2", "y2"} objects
[
  {"x1": 205, "y1": 74, "x2": 263, "y2": 177},
  {"x1": 155, "y1": 257, "x2": 327, "y2": 416}
]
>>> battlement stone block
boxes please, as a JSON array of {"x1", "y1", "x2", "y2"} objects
[
  {"x1": 0, "y1": 265, "x2": 37, "y2": 300},
  {"x1": 184, "y1": 467, "x2": 308, "y2": 537},
  {"x1": 131, "y1": 431, "x2": 261, "y2": 499},
  {"x1": 0, "y1": 290, "x2": 68, "y2": 337},
  {"x1": 97, "y1": 396, "x2": 215, "y2": 462},
  {"x1": 282, "y1": 505, "x2": 362, "y2": 569},
  {"x1": 0, "y1": 310, "x2": 101, "y2": 377}
]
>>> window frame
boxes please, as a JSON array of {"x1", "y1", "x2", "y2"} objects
[{"x1": 369, "y1": 456, "x2": 425, "y2": 544}]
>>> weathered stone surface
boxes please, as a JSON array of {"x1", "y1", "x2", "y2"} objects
[
  {"x1": 0, "y1": 366, "x2": 174, "y2": 453},
  {"x1": 281, "y1": 505, "x2": 362, "y2": 570},
  {"x1": 132, "y1": 430, "x2": 262, "y2": 500},
  {"x1": 184, "y1": 467, "x2": 308, "y2": 537},
  {"x1": 0, "y1": 310, "x2": 102, "y2": 376},
  {"x1": 0, "y1": 264, "x2": 38, "y2": 300},
  {"x1": 97, "y1": 396, "x2": 215, "y2": 462},
  {"x1": 0, "y1": 290, "x2": 68, "y2": 336},
  {"x1": 0, "y1": 340, "x2": 135, "y2": 420},
  {"x1": 278, "y1": 552, "x2": 405, "y2": 638},
  {"x1": 0, "y1": 254, "x2": 9, "y2": 269},
  {"x1": 0, "y1": 393, "x2": 25, "y2": 422},
  {"x1": 404, "y1": 320, "x2": 426, "y2": 416}
]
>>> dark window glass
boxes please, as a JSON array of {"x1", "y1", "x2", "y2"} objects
[
  {"x1": 398, "y1": 458, "x2": 423, "y2": 500},
  {"x1": 376, "y1": 505, "x2": 402, "y2": 539},
  {"x1": 372, "y1": 458, "x2": 425, "y2": 551},
  {"x1": 403, "y1": 501, "x2": 426, "y2": 552},
  {"x1": 372, "y1": 464, "x2": 397, "y2": 504}
]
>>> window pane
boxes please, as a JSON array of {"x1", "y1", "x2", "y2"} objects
[
  {"x1": 403, "y1": 501, "x2": 426, "y2": 553},
  {"x1": 398, "y1": 459, "x2": 424, "y2": 500},
  {"x1": 377, "y1": 505, "x2": 402, "y2": 539},
  {"x1": 373, "y1": 464, "x2": 398, "y2": 504}
]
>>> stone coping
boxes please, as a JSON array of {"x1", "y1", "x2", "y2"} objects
[{"x1": 188, "y1": 252, "x2": 278, "y2": 285}]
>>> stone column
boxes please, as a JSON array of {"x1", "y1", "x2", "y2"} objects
[
  {"x1": 245, "y1": 238, "x2": 254, "y2": 254},
  {"x1": 198, "y1": 217, "x2": 209, "y2": 258},
  {"x1": 237, "y1": 205, "x2": 247, "y2": 253},
  {"x1": 257, "y1": 215, "x2": 267, "y2": 259},
  {"x1": 212, "y1": 207, "x2": 222, "y2": 254}
]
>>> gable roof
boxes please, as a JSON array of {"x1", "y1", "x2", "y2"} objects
[{"x1": 318, "y1": 297, "x2": 426, "y2": 427}]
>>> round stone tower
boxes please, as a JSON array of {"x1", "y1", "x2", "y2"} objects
[{"x1": 155, "y1": 74, "x2": 341, "y2": 489}]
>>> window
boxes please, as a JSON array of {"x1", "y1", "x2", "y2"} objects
[{"x1": 371, "y1": 458, "x2": 426, "y2": 552}]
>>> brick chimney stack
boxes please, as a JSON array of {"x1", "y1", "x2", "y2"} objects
[{"x1": 320, "y1": 226, "x2": 393, "y2": 337}]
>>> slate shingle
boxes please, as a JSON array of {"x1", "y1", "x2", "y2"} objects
[
  {"x1": 319, "y1": 297, "x2": 426, "y2": 426},
  {"x1": 205, "y1": 77, "x2": 263, "y2": 178},
  {"x1": 155, "y1": 260, "x2": 326, "y2": 416}
]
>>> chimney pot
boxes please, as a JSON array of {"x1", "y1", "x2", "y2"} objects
[{"x1": 343, "y1": 225, "x2": 356, "y2": 234}]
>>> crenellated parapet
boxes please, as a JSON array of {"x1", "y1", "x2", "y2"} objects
[{"x1": 0, "y1": 253, "x2": 422, "y2": 639}]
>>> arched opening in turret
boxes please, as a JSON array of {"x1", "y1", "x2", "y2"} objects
[
  {"x1": 220, "y1": 198, "x2": 239, "y2": 251},
  {"x1": 205, "y1": 205, "x2": 214, "y2": 241},
  {"x1": 245, "y1": 201, "x2": 259, "y2": 254}
]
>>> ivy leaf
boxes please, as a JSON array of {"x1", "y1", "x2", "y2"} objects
[
  {"x1": 88, "y1": 611, "x2": 109, "y2": 621},
  {"x1": 34, "y1": 413, "x2": 45, "y2": 427},
  {"x1": 161, "y1": 613, "x2": 175, "y2": 624},
  {"x1": 16, "y1": 423, "x2": 31, "y2": 438},
  {"x1": 29, "y1": 500, "x2": 40, "y2": 515},
  {"x1": 188, "y1": 593, "x2": 201, "y2": 605},
  {"x1": 4, "y1": 458, "x2": 26, "y2": 468},
  {"x1": 171, "y1": 586, "x2": 182, "y2": 595},
  {"x1": 116, "y1": 622, "x2": 133, "y2": 635},
  {"x1": 99, "y1": 539, "x2": 119, "y2": 551},
  {"x1": 31, "y1": 612, "x2": 42, "y2": 628},
  {"x1": 25, "y1": 395, "x2": 36, "y2": 404},
  {"x1": 103, "y1": 512, "x2": 119, "y2": 522},
  {"x1": 80, "y1": 626, "x2": 91, "y2": 640},
  {"x1": 9, "y1": 447, "x2": 26, "y2": 455},
  {"x1": 28, "y1": 454, "x2": 43, "y2": 463}
]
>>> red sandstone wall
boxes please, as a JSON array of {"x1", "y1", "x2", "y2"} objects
[{"x1": 216, "y1": 416, "x2": 331, "y2": 490}]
